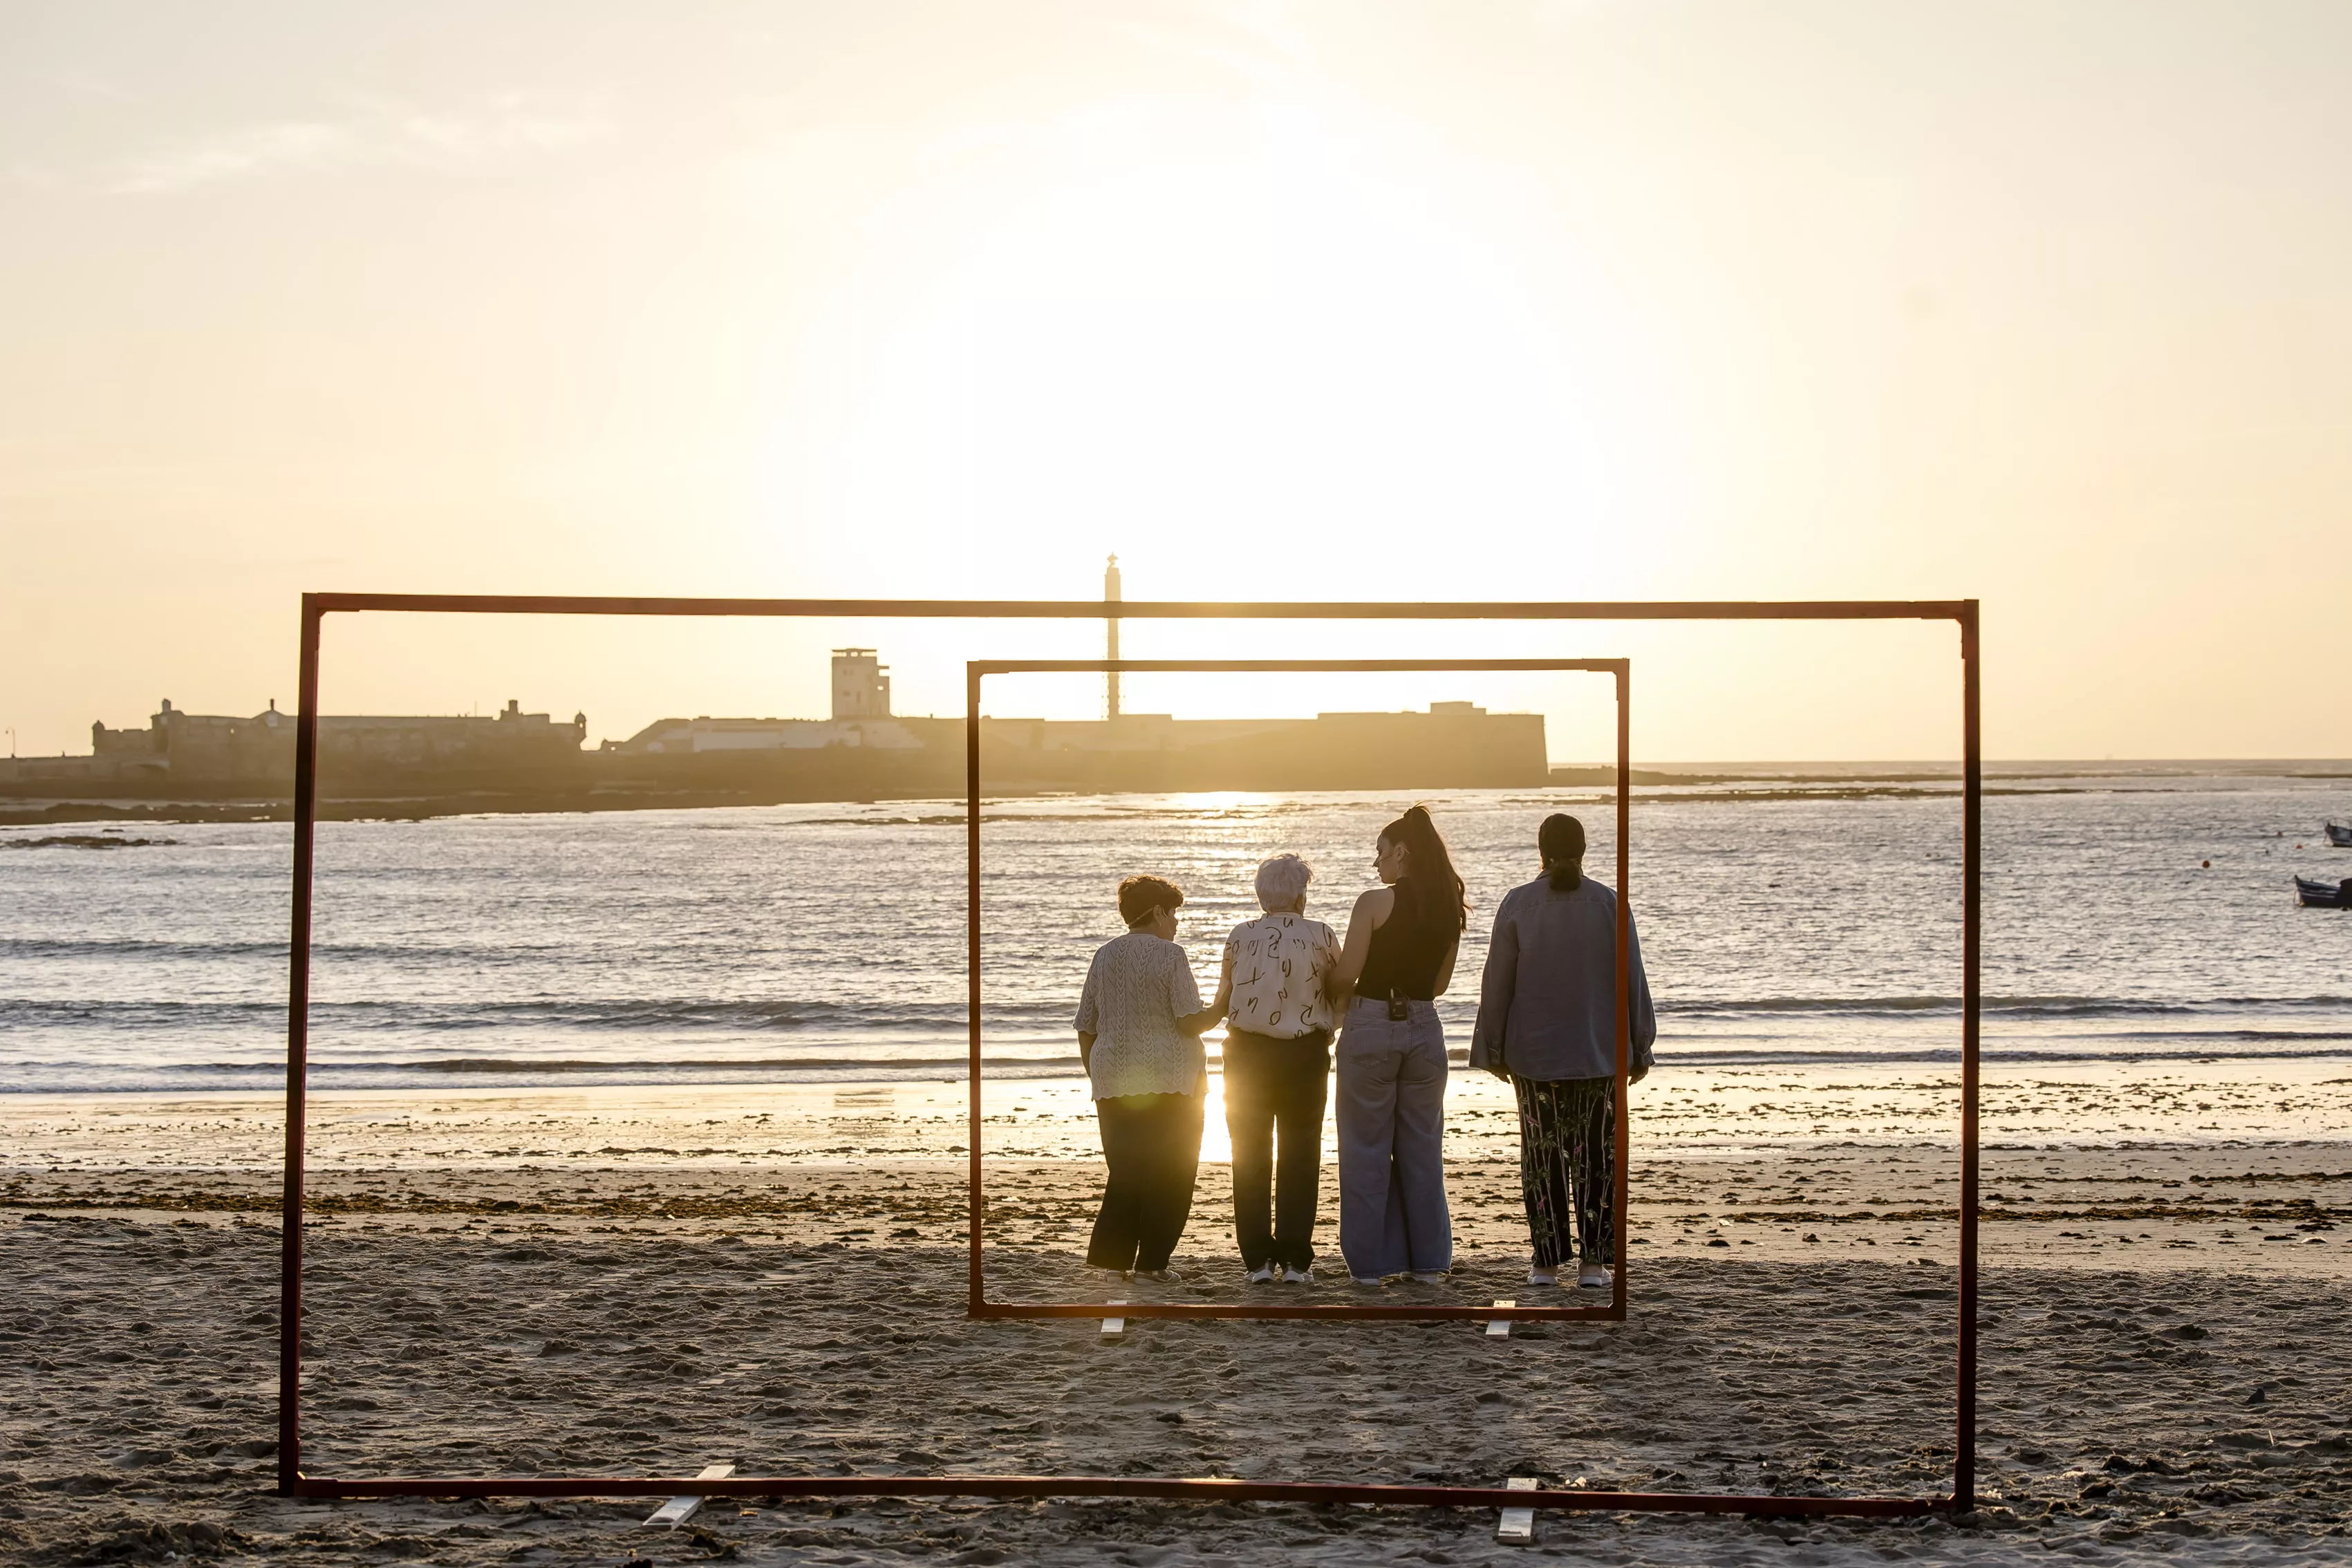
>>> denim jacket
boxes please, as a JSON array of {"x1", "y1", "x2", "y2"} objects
[{"x1": 1468, "y1": 875, "x2": 1655, "y2": 1082}]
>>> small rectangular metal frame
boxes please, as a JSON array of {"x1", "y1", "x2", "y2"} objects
[
  {"x1": 277, "y1": 592, "x2": 1979, "y2": 1520},
  {"x1": 963, "y1": 657, "x2": 1634, "y2": 1323}
]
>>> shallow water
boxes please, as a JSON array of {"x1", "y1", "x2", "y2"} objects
[{"x1": 1, "y1": 775, "x2": 2348, "y2": 1092}]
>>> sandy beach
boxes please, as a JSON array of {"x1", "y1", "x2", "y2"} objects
[{"x1": 6, "y1": 1072, "x2": 2351, "y2": 1566}]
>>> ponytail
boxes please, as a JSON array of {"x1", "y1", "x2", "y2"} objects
[
  {"x1": 1540, "y1": 812, "x2": 1585, "y2": 892},
  {"x1": 1381, "y1": 804, "x2": 1467, "y2": 936}
]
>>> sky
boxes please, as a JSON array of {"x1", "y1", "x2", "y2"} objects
[{"x1": 3, "y1": 1, "x2": 2347, "y2": 762}]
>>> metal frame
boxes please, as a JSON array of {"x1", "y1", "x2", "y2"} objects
[
  {"x1": 277, "y1": 592, "x2": 1979, "y2": 1520},
  {"x1": 963, "y1": 657, "x2": 1633, "y2": 1323}
]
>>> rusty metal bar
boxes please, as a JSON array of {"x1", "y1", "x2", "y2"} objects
[
  {"x1": 304, "y1": 593, "x2": 1969, "y2": 621},
  {"x1": 971, "y1": 658, "x2": 1626, "y2": 674},
  {"x1": 1612, "y1": 662, "x2": 1631, "y2": 1317},
  {"x1": 1956, "y1": 602, "x2": 1981, "y2": 1509},
  {"x1": 966, "y1": 657, "x2": 1629, "y2": 1323},
  {"x1": 973, "y1": 1301, "x2": 1619, "y2": 1320},
  {"x1": 967, "y1": 662, "x2": 985, "y2": 1320},
  {"x1": 287, "y1": 1473, "x2": 1938, "y2": 1515},
  {"x1": 277, "y1": 596, "x2": 321, "y2": 1493}
]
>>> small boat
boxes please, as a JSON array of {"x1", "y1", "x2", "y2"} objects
[
  {"x1": 2298, "y1": 876, "x2": 2352, "y2": 909},
  {"x1": 2328, "y1": 821, "x2": 2352, "y2": 848}
]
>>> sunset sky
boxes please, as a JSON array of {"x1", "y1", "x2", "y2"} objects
[{"x1": 3, "y1": 1, "x2": 2347, "y2": 761}]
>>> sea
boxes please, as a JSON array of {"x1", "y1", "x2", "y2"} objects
[{"x1": 2, "y1": 770, "x2": 2348, "y2": 1095}]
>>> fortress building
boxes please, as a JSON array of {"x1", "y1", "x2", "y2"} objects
[
  {"x1": 831, "y1": 648, "x2": 890, "y2": 719},
  {"x1": 600, "y1": 648, "x2": 1547, "y2": 796},
  {"x1": 2, "y1": 699, "x2": 588, "y2": 797},
  {"x1": 4, "y1": 566, "x2": 1552, "y2": 809}
]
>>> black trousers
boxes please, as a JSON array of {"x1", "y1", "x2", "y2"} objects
[
  {"x1": 1223, "y1": 1027, "x2": 1331, "y2": 1271},
  {"x1": 1512, "y1": 1074, "x2": 1616, "y2": 1267},
  {"x1": 1087, "y1": 1092, "x2": 1205, "y2": 1272}
]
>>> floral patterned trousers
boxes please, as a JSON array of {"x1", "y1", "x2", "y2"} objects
[{"x1": 1511, "y1": 1074, "x2": 1616, "y2": 1268}]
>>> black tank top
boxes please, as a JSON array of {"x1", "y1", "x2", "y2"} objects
[{"x1": 1354, "y1": 876, "x2": 1453, "y2": 1001}]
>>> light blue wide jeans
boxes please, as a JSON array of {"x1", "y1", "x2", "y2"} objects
[{"x1": 1334, "y1": 996, "x2": 1453, "y2": 1278}]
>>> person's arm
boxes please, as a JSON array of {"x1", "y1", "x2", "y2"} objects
[
  {"x1": 1206, "y1": 935, "x2": 1236, "y2": 1023},
  {"x1": 1469, "y1": 900, "x2": 1517, "y2": 1078},
  {"x1": 1327, "y1": 886, "x2": 1393, "y2": 1000},
  {"x1": 1311, "y1": 926, "x2": 1342, "y2": 1023},
  {"x1": 1627, "y1": 904, "x2": 1656, "y2": 1083},
  {"x1": 1172, "y1": 944, "x2": 1221, "y2": 1036},
  {"x1": 1074, "y1": 953, "x2": 1101, "y2": 1078}
]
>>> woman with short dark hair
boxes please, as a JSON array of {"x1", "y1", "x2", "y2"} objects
[
  {"x1": 1326, "y1": 805, "x2": 1467, "y2": 1285},
  {"x1": 1470, "y1": 814, "x2": 1656, "y2": 1289},
  {"x1": 1074, "y1": 874, "x2": 1222, "y2": 1279}
]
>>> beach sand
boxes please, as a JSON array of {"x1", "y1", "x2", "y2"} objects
[{"x1": 6, "y1": 1073, "x2": 2351, "y2": 1565}]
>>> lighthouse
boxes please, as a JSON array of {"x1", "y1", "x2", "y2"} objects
[{"x1": 1104, "y1": 554, "x2": 1123, "y2": 720}]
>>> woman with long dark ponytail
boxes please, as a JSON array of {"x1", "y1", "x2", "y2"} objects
[
  {"x1": 1470, "y1": 813, "x2": 1656, "y2": 1289},
  {"x1": 1325, "y1": 804, "x2": 1468, "y2": 1284}
]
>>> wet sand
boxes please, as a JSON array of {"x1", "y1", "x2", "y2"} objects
[{"x1": 6, "y1": 1075, "x2": 2352, "y2": 1565}]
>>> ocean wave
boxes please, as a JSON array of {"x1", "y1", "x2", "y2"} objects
[
  {"x1": 1659, "y1": 994, "x2": 2352, "y2": 1018},
  {"x1": 6, "y1": 991, "x2": 2350, "y2": 1036},
  {"x1": 0, "y1": 1050, "x2": 1072, "y2": 1075},
  {"x1": 0, "y1": 997, "x2": 1064, "y2": 1032},
  {"x1": 5, "y1": 1035, "x2": 2350, "y2": 1094},
  {"x1": 1659, "y1": 1039, "x2": 2352, "y2": 1065}
]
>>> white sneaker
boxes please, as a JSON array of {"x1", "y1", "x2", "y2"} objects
[
  {"x1": 1244, "y1": 1263, "x2": 1277, "y2": 1284},
  {"x1": 1350, "y1": 1274, "x2": 1385, "y2": 1287},
  {"x1": 1527, "y1": 1267, "x2": 1558, "y2": 1287},
  {"x1": 1577, "y1": 1262, "x2": 1611, "y2": 1289},
  {"x1": 1410, "y1": 1271, "x2": 1450, "y2": 1285},
  {"x1": 1281, "y1": 1266, "x2": 1314, "y2": 1284},
  {"x1": 1135, "y1": 1267, "x2": 1184, "y2": 1282}
]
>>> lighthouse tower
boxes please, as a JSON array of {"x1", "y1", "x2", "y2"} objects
[{"x1": 1103, "y1": 554, "x2": 1123, "y2": 720}]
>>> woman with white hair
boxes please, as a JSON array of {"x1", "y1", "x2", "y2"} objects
[{"x1": 1204, "y1": 852, "x2": 1341, "y2": 1283}]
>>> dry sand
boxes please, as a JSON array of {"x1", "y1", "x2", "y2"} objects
[{"x1": 6, "y1": 1074, "x2": 2351, "y2": 1565}]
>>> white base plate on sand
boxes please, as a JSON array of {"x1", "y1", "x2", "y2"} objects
[
  {"x1": 1101, "y1": 1300, "x2": 1126, "y2": 1336},
  {"x1": 644, "y1": 1462, "x2": 734, "y2": 1528},
  {"x1": 1486, "y1": 1299, "x2": 1515, "y2": 1337},
  {"x1": 1497, "y1": 1475, "x2": 1539, "y2": 1543}
]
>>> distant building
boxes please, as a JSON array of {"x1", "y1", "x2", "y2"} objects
[
  {"x1": 2, "y1": 638, "x2": 1550, "y2": 806},
  {"x1": 609, "y1": 713, "x2": 935, "y2": 754},
  {"x1": 1, "y1": 698, "x2": 588, "y2": 793},
  {"x1": 831, "y1": 649, "x2": 890, "y2": 719},
  {"x1": 614, "y1": 648, "x2": 922, "y2": 755},
  {"x1": 89, "y1": 697, "x2": 291, "y2": 784},
  {"x1": 978, "y1": 704, "x2": 1546, "y2": 789}
]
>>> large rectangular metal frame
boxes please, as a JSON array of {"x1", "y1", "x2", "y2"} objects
[
  {"x1": 277, "y1": 592, "x2": 1979, "y2": 1520},
  {"x1": 963, "y1": 656, "x2": 1634, "y2": 1323}
]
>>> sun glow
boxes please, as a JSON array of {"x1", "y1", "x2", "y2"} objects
[{"x1": 752, "y1": 92, "x2": 1669, "y2": 602}]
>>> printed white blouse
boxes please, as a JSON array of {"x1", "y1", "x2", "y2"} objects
[{"x1": 1220, "y1": 913, "x2": 1340, "y2": 1040}]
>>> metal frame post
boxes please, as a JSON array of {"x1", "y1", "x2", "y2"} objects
[
  {"x1": 277, "y1": 596, "x2": 322, "y2": 1493},
  {"x1": 1613, "y1": 662, "x2": 1632, "y2": 1312},
  {"x1": 1956, "y1": 605, "x2": 1981, "y2": 1510},
  {"x1": 966, "y1": 660, "x2": 987, "y2": 1321}
]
